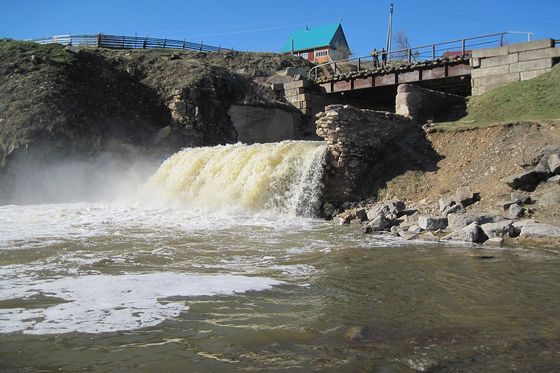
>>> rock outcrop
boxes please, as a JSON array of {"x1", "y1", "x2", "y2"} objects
[{"x1": 0, "y1": 40, "x2": 311, "y2": 203}]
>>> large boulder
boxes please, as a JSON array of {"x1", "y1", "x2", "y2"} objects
[
  {"x1": 502, "y1": 170, "x2": 545, "y2": 192},
  {"x1": 363, "y1": 214, "x2": 391, "y2": 233},
  {"x1": 480, "y1": 221, "x2": 515, "y2": 239},
  {"x1": 520, "y1": 221, "x2": 560, "y2": 238},
  {"x1": 442, "y1": 222, "x2": 484, "y2": 243},
  {"x1": 418, "y1": 216, "x2": 448, "y2": 231},
  {"x1": 537, "y1": 187, "x2": 560, "y2": 207},
  {"x1": 438, "y1": 187, "x2": 479, "y2": 213},
  {"x1": 366, "y1": 200, "x2": 405, "y2": 220},
  {"x1": 447, "y1": 212, "x2": 504, "y2": 230},
  {"x1": 508, "y1": 203, "x2": 526, "y2": 219}
]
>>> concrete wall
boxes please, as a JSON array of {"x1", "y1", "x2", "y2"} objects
[
  {"x1": 228, "y1": 104, "x2": 300, "y2": 144},
  {"x1": 471, "y1": 39, "x2": 560, "y2": 95},
  {"x1": 395, "y1": 84, "x2": 467, "y2": 123}
]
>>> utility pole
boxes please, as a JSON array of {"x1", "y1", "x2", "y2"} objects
[{"x1": 386, "y1": 1, "x2": 394, "y2": 52}]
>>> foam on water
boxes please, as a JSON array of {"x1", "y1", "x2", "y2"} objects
[{"x1": 0, "y1": 272, "x2": 283, "y2": 334}]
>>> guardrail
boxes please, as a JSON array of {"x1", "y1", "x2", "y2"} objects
[
  {"x1": 32, "y1": 34, "x2": 232, "y2": 52},
  {"x1": 309, "y1": 32, "x2": 515, "y2": 80}
]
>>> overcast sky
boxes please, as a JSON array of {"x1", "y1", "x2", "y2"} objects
[{"x1": 2, "y1": 0, "x2": 559, "y2": 56}]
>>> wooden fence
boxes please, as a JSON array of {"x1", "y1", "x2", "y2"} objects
[{"x1": 32, "y1": 34, "x2": 231, "y2": 52}]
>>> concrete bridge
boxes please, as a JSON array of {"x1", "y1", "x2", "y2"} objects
[{"x1": 283, "y1": 36, "x2": 560, "y2": 120}]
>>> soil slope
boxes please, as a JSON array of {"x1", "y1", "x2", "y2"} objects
[{"x1": 378, "y1": 122, "x2": 560, "y2": 226}]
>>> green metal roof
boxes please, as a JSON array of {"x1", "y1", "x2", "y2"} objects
[{"x1": 281, "y1": 23, "x2": 341, "y2": 53}]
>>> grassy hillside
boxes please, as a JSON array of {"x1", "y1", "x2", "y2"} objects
[{"x1": 432, "y1": 64, "x2": 560, "y2": 131}]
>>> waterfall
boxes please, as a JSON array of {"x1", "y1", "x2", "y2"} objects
[{"x1": 142, "y1": 141, "x2": 326, "y2": 216}]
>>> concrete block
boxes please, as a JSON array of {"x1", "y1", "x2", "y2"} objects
[
  {"x1": 509, "y1": 58, "x2": 553, "y2": 73},
  {"x1": 284, "y1": 87, "x2": 304, "y2": 96},
  {"x1": 297, "y1": 93, "x2": 310, "y2": 102},
  {"x1": 520, "y1": 68, "x2": 552, "y2": 81},
  {"x1": 479, "y1": 53, "x2": 518, "y2": 68},
  {"x1": 471, "y1": 45, "x2": 509, "y2": 59},
  {"x1": 284, "y1": 79, "x2": 310, "y2": 89},
  {"x1": 518, "y1": 47, "x2": 560, "y2": 61},
  {"x1": 472, "y1": 72, "x2": 520, "y2": 87},
  {"x1": 508, "y1": 39, "x2": 554, "y2": 53},
  {"x1": 470, "y1": 57, "x2": 480, "y2": 68},
  {"x1": 471, "y1": 65, "x2": 510, "y2": 78}
]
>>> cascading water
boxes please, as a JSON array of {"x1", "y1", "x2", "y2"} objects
[{"x1": 141, "y1": 140, "x2": 327, "y2": 216}]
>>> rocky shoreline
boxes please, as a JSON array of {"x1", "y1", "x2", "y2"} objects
[{"x1": 318, "y1": 105, "x2": 560, "y2": 246}]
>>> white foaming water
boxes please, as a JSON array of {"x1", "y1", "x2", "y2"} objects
[
  {"x1": 141, "y1": 141, "x2": 326, "y2": 215},
  {"x1": 0, "y1": 271, "x2": 283, "y2": 334}
]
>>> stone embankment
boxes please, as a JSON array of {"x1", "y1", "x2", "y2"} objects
[
  {"x1": 315, "y1": 104, "x2": 413, "y2": 206},
  {"x1": 332, "y1": 143, "x2": 560, "y2": 245}
]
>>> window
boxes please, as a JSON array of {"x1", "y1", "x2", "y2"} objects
[
  {"x1": 315, "y1": 50, "x2": 328, "y2": 57},
  {"x1": 300, "y1": 52, "x2": 309, "y2": 59}
]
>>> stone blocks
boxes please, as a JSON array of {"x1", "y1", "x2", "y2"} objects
[{"x1": 470, "y1": 39, "x2": 559, "y2": 96}]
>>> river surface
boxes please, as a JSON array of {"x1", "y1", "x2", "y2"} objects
[
  {"x1": 1, "y1": 141, "x2": 560, "y2": 372},
  {"x1": 1, "y1": 203, "x2": 559, "y2": 372}
]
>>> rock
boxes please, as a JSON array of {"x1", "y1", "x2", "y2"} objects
[
  {"x1": 534, "y1": 157, "x2": 551, "y2": 175},
  {"x1": 363, "y1": 215, "x2": 391, "y2": 233},
  {"x1": 508, "y1": 203, "x2": 525, "y2": 219},
  {"x1": 442, "y1": 222, "x2": 484, "y2": 243},
  {"x1": 520, "y1": 221, "x2": 560, "y2": 238},
  {"x1": 455, "y1": 187, "x2": 479, "y2": 207},
  {"x1": 438, "y1": 196, "x2": 456, "y2": 212},
  {"x1": 497, "y1": 200, "x2": 519, "y2": 211},
  {"x1": 480, "y1": 221, "x2": 515, "y2": 239},
  {"x1": 484, "y1": 237, "x2": 503, "y2": 247},
  {"x1": 322, "y1": 202, "x2": 337, "y2": 218},
  {"x1": 510, "y1": 192, "x2": 532, "y2": 204},
  {"x1": 501, "y1": 170, "x2": 544, "y2": 192},
  {"x1": 419, "y1": 231, "x2": 440, "y2": 242},
  {"x1": 390, "y1": 226, "x2": 400, "y2": 237},
  {"x1": 447, "y1": 213, "x2": 504, "y2": 230},
  {"x1": 512, "y1": 219, "x2": 535, "y2": 236},
  {"x1": 442, "y1": 203, "x2": 466, "y2": 216},
  {"x1": 547, "y1": 152, "x2": 560, "y2": 174},
  {"x1": 355, "y1": 208, "x2": 368, "y2": 222},
  {"x1": 438, "y1": 188, "x2": 479, "y2": 213},
  {"x1": 366, "y1": 200, "x2": 405, "y2": 220},
  {"x1": 156, "y1": 125, "x2": 172, "y2": 139},
  {"x1": 547, "y1": 175, "x2": 560, "y2": 184},
  {"x1": 408, "y1": 224, "x2": 422, "y2": 234},
  {"x1": 418, "y1": 216, "x2": 448, "y2": 231},
  {"x1": 537, "y1": 188, "x2": 560, "y2": 206},
  {"x1": 336, "y1": 207, "x2": 368, "y2": 224}
]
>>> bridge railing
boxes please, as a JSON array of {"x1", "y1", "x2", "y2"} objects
[
  {"x1": 309, "y1": 32, "x2": 518, "y2": 80},
  {"x1": 32, "y1": 34, "x2": 232, "y2": 52}
]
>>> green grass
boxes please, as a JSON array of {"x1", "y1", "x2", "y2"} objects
[
  {"x1": 431, "y1": 64, "x2": 560, "y2": 131},
  {"x1": 0, "y1": 39, "x2": 77, "y2": 64}
]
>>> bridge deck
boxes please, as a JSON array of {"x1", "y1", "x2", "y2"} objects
[{"x1": 317, "y1": 55, "x2": 472, "y2": 94}]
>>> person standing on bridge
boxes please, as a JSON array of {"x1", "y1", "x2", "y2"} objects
[
  {"x1": 381, "y1": 47, "x2": 388, "y2": 68},
  {"x1": 370, "y1": 48, "x2": 379, "y2": 68}
]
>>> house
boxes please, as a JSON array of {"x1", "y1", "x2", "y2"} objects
[{"x1": 282, "y1": 23, "x2": 350, "y2": 64}]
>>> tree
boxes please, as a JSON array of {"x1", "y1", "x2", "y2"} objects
[{"x1": 392, "y1": 31, "x2": 411, "y2": 62}]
